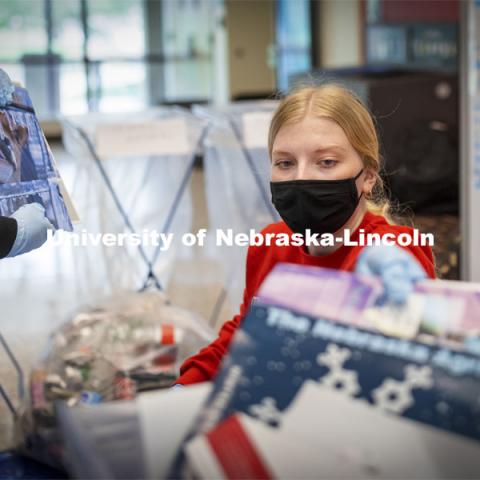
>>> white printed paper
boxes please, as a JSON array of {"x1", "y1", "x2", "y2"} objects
[
  {"x1": 242, "y1": 112, "x2": 273, "y2": 148},
  {"x1": 137, "y1": 383, "x2": 212, "y2": 479},
  {"x1": 96, "y1": 118, "x2": 190, "y2": 158},
  {"x1": 279, "y1": 381, "x2": 480, "y2": 478}
]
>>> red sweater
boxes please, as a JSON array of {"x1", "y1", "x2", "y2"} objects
[{"x1": 176, "y1": 212, "x2": 436, "y2": 385}]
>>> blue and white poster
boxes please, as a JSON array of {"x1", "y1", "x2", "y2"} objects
[{"x1": 0, "y1": 85, "x2": 72, "y2": 230}]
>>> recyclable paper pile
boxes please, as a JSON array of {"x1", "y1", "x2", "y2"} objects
[{"x1": 60, "y1": 264, "x2": 480, "y2": 479}]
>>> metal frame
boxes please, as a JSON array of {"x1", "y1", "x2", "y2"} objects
[
  {"x1": 64, "y1": 117, "x2": 209, "y2": 292},
  {"x1": 0, "y1": 334, "x2": 24, "y2": 418},
  {"x1": 460, "y1": 0, "x2": 480, "y2": 281}
]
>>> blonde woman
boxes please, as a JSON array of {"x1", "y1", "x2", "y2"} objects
[{"x1": 175, "y1": 84, "x2": 436, "y2": 386}]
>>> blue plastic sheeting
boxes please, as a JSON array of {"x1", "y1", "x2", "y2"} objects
[{"x1": 0, "y1": 87, "x2": 72, "y2": 231}]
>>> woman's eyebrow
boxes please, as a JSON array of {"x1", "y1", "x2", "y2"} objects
[
  {"x1": 271, "y1": 149, "x2": 293, "y2": 157},
  {"x1": 272, "y1": 145, "x2": 346, "y2": 156},
  {"x1": 313, "y1": 145, "x2": 346, "y2": 154}
]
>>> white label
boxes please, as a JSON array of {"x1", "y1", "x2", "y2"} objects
[
  {"x1": 95, "y1": 118, "x2": 190, "y2": 158},
  {"x1": 137, "y1": 383, "x2": 212, "y2": 479},
  {"x1": 242, "y1": 111, "x2": 273, "y2": 149}
]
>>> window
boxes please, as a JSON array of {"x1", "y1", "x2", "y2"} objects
[
  {"x1": 160, "y1": 0, "x2": 214, "y2": 102},
  {"x1": 0, "y1": 0, "x2": 218, "y2": 119},
  {"x1": 275, "y1": 0, "x2": 312, "y2": 92}
]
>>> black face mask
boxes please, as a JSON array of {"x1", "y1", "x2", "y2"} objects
[{"x1": 270, "y1": 169, "x2": 364, "y2": 235}]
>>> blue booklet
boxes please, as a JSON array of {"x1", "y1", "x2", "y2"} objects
[
  {"x1": 0, "y1": 86, "x2": 72, "y2": 230},
  {"x1": 171, "y1": 265, "x2": 480, "y2": 479}
]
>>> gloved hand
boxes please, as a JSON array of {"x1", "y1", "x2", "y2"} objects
[
  {"x1": 7, "y1": 203, "x2": 53, "y2": 257},
  {"x1": 355, "y1": 244, "x2": 427, "y2": 304}
]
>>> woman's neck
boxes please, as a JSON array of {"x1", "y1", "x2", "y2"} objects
[{"x1": 307, "y1": 202, "x2": 367, "y2": 257}]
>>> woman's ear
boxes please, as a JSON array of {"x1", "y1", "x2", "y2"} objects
[{"x1": 362, "y1": 167, "x2": 377, "y2": 195}]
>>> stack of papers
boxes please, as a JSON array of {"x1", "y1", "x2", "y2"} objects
[
  {"x1": 171, "y1": 264, "x2": 480, "y2": 479},
  {"x1": 58, "y1": 264, "x2": 480, "y2": 479}
]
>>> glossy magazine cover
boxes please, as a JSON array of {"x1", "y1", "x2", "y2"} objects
[
  {"x1": 0, "y1": 86, "x2": 72, "y2": 230},
  {"x1": 171, "y1": 264, "x2": 480, "y2": 479}
]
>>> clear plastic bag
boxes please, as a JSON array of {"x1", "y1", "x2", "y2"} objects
[
  {"x1": 15, "y1": 290, "x2": 214, "y2": 469},
  {"x1": 192, "y1": 101, "x2": 280, "y2": 310},
  {"x1": 60, "y1": 108, "x2": 207, "y2": 298}
]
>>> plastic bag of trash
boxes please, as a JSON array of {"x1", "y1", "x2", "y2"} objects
[{"x1": 14, "y1": 290, "x2": 214, "y2": 468}]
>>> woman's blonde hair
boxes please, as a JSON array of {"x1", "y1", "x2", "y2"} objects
[{"x1": 268, "y1": 83, "x2": 397, "y2": 224}]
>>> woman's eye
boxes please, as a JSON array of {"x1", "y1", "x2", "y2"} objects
[
  {"x1": 274, "y1": 160, "x2": 294, "y2": 169},
  {"x1": 319, "y1": 159, "x2": 337, "y2": 168}
]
